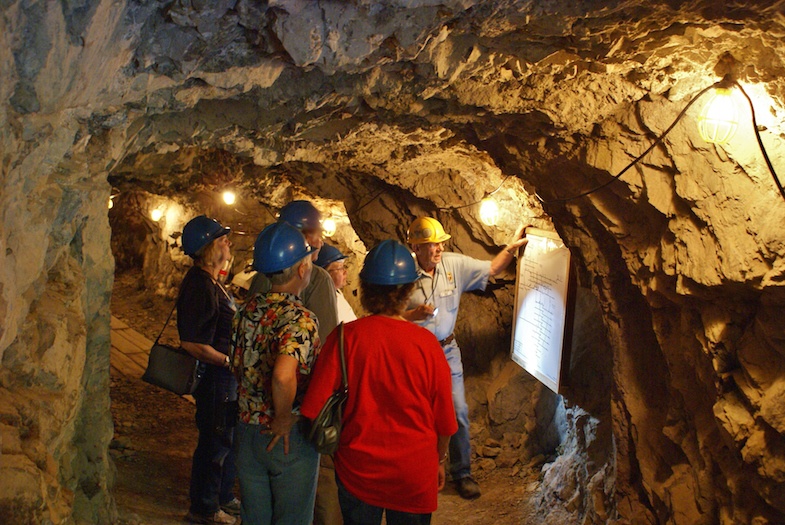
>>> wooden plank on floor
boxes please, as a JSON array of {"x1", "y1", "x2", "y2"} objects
[
  {"x1": 125, "y1": 351, "x2": 150, "y2": 370},
  {"x1": 110, "y1": 346, "x2": 146, "y2": 379},
  {"x1": 113, "y1": 327, "x2": 154, "y2": 351},
  {"x1": 110, "y1": 316, "x2": 129, "y2": 330},
  {"x1": 111, "y1": 331, "x2": 147, "y2": 357}
]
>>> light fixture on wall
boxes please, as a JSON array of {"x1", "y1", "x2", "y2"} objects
[
  {"x1": 322, "y1": 217, "x2": 337, "y2": 237},
  {"x1": 477, "y1": 175, "x2": 511, "y2": 226},
  {"x1": 479, "y1": 197, "x2": 499, "y2": 226},
  {"x1": 697, "y1": 78, "x2": 741, "y2": 144},
  {"x1": 108, "y1": 190, "x2": 120, "y2": 210},
  {"x1": 436, "y1": 175, "x2": 513, "y2": 226},
  {"x1": 150, "y1": 208, "x2": 164, "y2": 222},
  {"x1": 222, "y1": 190, "x2": 236, "y2": 205}
]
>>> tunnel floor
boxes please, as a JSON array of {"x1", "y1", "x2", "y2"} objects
[{"x1": 109, "y1": 270, "x2": 543, "y2": 524}]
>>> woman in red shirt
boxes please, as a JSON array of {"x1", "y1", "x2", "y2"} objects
[{"x1": 301, "y1": 240, "x2": 457, "y2": 525}]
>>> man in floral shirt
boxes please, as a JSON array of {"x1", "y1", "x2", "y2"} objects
[{"x1": 230, "y1": 221, "x2": 321, "y2": 525}]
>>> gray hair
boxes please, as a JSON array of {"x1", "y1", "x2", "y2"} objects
[{"x1": 269, "y1": 255, "x2": 311, "y2": 286}]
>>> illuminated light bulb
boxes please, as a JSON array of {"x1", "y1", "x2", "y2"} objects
[
  {"x1": 322, "y1": 217, "x2": 337, "y2": 237},
  {"x1": 150, "y1": 208, "x2": 164, "y2": 222},
  {"x1": 697, "y1": 87, "x2": 740, "y2": 144},
  {"x1": 222, "y1": 191, "x2": 236, "y2": 205},
  {"x1": 108, "y1": 198, "x2": 114, "y2": 209},
  {"x1": 479, "y1": 198, "x2": 499, "y2": 226}
]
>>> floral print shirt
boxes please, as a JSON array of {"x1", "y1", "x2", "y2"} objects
[{"x1": 231, "y1": 292, "x2": 321, "y2": 428}]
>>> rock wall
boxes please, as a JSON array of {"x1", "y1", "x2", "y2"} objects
[
  {"x1": 3, "y1": 0, "x2": 785, "y2": 523},
  {"x1": 0, "y1": 118, "x2": 116, "y2": 521}
]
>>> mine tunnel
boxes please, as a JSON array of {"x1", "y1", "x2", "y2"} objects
[{"x1": 3, "y1": 1, "x2": 785, "y2": 524}]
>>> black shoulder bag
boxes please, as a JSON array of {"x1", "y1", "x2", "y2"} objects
[
  {"x1": 308, "y1": 322, "x2": 348, "y2": 454},
  {"x1": 141, "y1": 301, "x2": 204, "y2": 395}
]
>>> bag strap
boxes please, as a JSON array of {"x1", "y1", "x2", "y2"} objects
[
  {"x1": 153, "y1": 270, "x2": 190, "y2": 345},
  {"x1": 338, "y1": 322, "x2": 348, "y2": 391},
  {"x1": 153, "y1": 266, "x2": 216, "y2": 345},
  {"x1": 153, "y1": 302, "x2": 177, "y2": 345}
]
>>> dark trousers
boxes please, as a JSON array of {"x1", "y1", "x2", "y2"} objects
[
  {"x1": 336, "y1": 473, "x2": 431, "y2": 525},
  {"x1": 189, "y1": 367, "x2": 238, "y2": 515}
]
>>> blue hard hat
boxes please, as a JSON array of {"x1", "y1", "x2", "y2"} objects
[
  {"x1": 360, "y1": 240, "x2": 420, "y2": 285},
  {"x1": 253, "y1": 221, "x2": 313, "y2": 274},
  {"x1": 279, "y1": 200, "x2": 322, "y2": 231},
  {"x1": 315, "y1": 244, "x2": 347, "y2": 269},
  {"x1": 181, "y1": 215, "x2": 230, "y2": 257}
]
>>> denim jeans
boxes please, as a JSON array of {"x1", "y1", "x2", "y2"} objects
[
  {"x1": 190, "y1": 367, "x2": 238, "y2": 515},
  {"x1": 336, "y1": 474, "x2": 432, "y2": 525},
  {"x1": 235, "y1": 420, "x2": 319, "y2": 525},
  {"x1": 443, "y1": 340, "x2": 472, "y2": 480}
]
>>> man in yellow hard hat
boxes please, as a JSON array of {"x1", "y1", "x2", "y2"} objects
[{"x1": 403, "y1": 216, "x2": 528, "y2": 500}]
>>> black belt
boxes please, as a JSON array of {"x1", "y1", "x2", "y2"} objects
[{"x1": 439, "y1": 334, "x2": 455, "y2": 346}]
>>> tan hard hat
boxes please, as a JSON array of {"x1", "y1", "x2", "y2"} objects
[{"x1": 406, "y1": 217, "x2": 451, "y2": 244}]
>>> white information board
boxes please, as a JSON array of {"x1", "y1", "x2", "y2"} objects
[{"x1": 510, "y1": 228, "x2": 574, "y2": 393}]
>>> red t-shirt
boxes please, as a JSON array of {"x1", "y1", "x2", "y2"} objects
[{"x1": 301, "y1": 316, "x2": 457, "y2": 513}]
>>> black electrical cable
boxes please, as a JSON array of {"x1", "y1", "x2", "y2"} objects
[
  {"x1": 354, "y1": 187, "x2": 387, "y2": 214},
  {"x1": 439, "y1": 175, "x2": 513, "y2": 211},
  {"x1": 352, "y1": 175, "x2": 513, "y2": 216},
  {"x1": 344, "y1": 79, "x2": 784, "y2": 214},
  {"x1": 540, "y1": 83, "x2": 717, "y2": 204},
  {"x1": 540, "y1": 77, "x2": 784, "y2": 205},
  {"x1": 733, "y1": 80, "x2": 785, "y2": 202}
]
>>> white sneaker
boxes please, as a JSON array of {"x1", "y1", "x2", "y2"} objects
[
  {"x1": 185, "y1": 509, "x2": 238, "y2": 525},
  {"x1": 212, "y1": 510, "x2": 237, "y2": 525},
  {"x1": 220, "y1": 497, "x2": 241, "y2": 517}
]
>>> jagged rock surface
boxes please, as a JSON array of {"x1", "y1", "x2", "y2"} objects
[{"x1": 3, "y1": 1, "x2": 785, "y2": 523}]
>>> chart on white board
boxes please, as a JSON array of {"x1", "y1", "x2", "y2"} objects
[{"x1": 510, "y1": 228, "x2": 573, "y2": 393}]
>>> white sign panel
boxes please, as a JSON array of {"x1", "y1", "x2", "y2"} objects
[{"x1": 510, "y1": 228, "x2": 572, "y2": 393}]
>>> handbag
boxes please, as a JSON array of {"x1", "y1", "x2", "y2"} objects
[
  {"x1": 141, "y1": 302, "x2": 204, "y2": 395},
  {"x1": 308, "y1": 322, "x2": 348, "y2": 454}
]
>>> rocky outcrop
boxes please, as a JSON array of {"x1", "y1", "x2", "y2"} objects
[{"x1": 3, "y1": 0, "x2": 785, "y2": 523}]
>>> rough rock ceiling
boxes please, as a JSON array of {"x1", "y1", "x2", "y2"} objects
[{"x1": 94, "y1": 0, "x2": 785, "y2": 248}]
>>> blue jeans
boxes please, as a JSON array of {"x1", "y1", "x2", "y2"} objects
[
  {"x1": 235, "y1": 420, "x2": 319, "y2": 525},
  {"x1": 190, "y1": 367, "x2": 238, "y2": 515},
  {"x1": 444, "y1": 340, "x2": 472, "y2": 480},
  {"x1": 336, "y1": 474, "x2": 432, "y2": 525}
]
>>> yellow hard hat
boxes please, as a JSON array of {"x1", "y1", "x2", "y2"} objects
[{"x1": 406, "y1": 217, "x2": 451, "y2": 244}]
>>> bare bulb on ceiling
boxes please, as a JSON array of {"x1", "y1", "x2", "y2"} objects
[
  {"x1": 479, "y1": 198, "x2": 499, "y2": 226},
  {"x1": 697, "y1": 87, "x2": 740, "y2": 144},
  {"x1": 222, "y1": 191, "x2": 236, "y2": 205},
  {"x1": 322, "y1": 217, "x2": 337, "y2": 237}
]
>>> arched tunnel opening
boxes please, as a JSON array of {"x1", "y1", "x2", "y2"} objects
[
  {"x1": 4, "y1": 2, "x2": 785, "y2": 524},
  {"x1": 105, "y1": 144, "x2": 614, "y2": 523}
]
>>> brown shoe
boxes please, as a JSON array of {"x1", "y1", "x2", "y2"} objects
[{"x1": 454, "y1": 476, "x2": 481, "y2": 500}]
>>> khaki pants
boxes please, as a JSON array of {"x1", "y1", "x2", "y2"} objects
[{"x1": 313, "y1": 454, "x2": 343, "y2": 525}]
